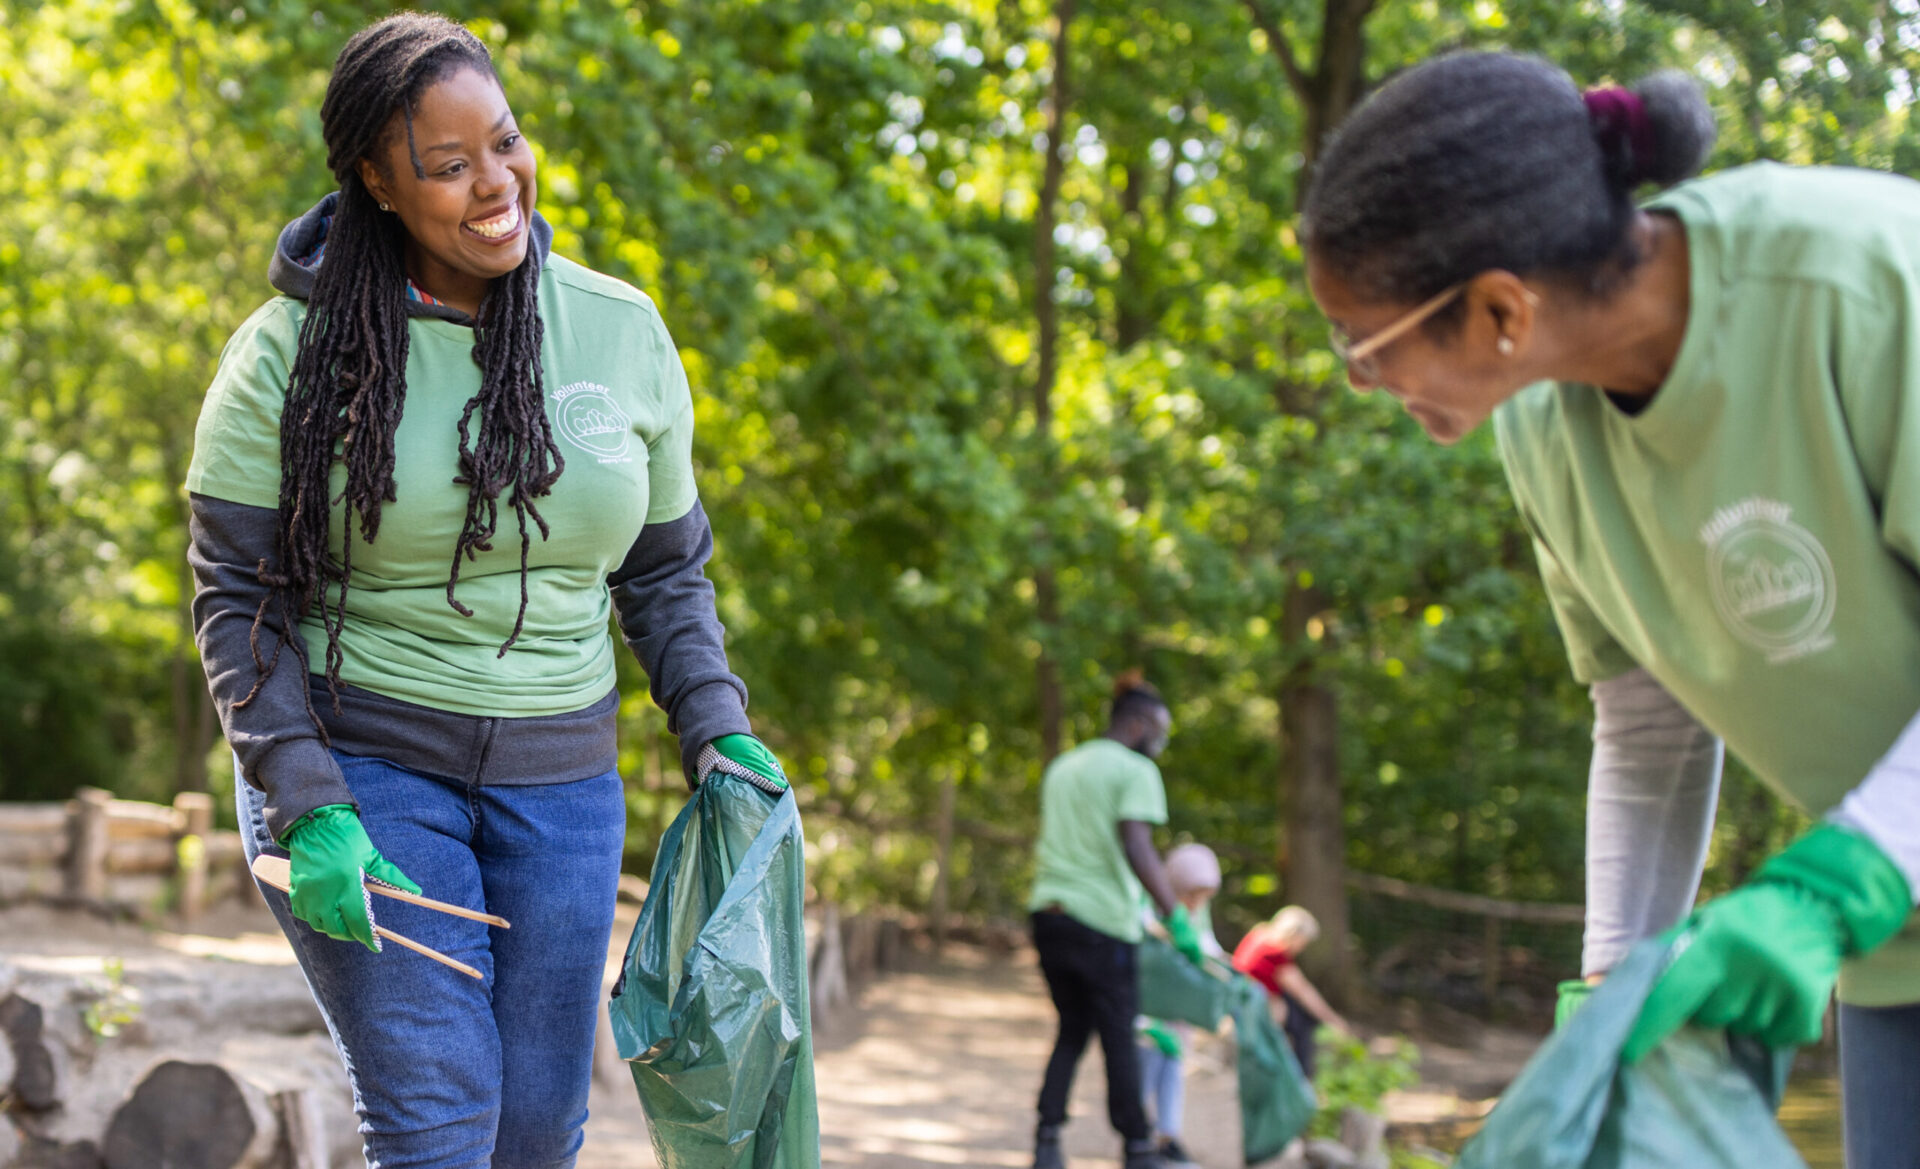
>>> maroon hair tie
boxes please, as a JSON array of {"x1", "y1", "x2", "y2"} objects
[{"x1": 1583, "y1": 86, "x2": 1655, "y2": 182}]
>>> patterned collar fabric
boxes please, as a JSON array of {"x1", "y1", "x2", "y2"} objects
[{"x1": 299, "y1": 215, "x2": 445, "y2": 307}]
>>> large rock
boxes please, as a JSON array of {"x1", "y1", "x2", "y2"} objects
[
  {"x1": 100, "y1": 1061, "x2": 279, "y2": 1169},
  {"x1": 100, "y1": 1040, "x2": 358, "y2": 1169},
  {"x1": 213, "y1": 1035, "x2": 359, "y2": 1169},
  {"x1": 10, "y1": 1136, "x2": 101, "y2": 1169},
  {"x1": 1304, "y1": 1137, "x2": 1358, "y2": 1169},
  {"x1": 0, "y1": 990, "x2": 76, "y2": 1114},
  {"x1": 0, "y1": 954, "x2": 333, "y2": 1153},
  {"x1": 0, "y1": 1015, "x2": 17, "y2": 1102},
  {"x1": 1271, "y1": 1139, "x2": 1310, "y2": 1169}
]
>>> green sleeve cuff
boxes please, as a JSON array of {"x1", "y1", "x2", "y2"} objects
[{"x1": 1758, "y1": 823, "x2": 1915, "y2": 955}]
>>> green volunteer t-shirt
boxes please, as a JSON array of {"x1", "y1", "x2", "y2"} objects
[
  {"x1": 1494, "y1": 163, "x2": 1920, "y2": 1006},
  {"x1": 1028, "y1": 738, "x2": 1170, "y2": 942},
  {"x1": 186, "y1": 255, "x2": 699, "y2": 718}
]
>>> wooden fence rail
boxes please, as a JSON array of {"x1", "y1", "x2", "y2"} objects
[{"x1": 0, "y1": 788, "x2": 247, "y2": 923}]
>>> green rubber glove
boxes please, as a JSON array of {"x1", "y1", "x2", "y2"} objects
[
  {"x1": 1142, "y1": 1020, "x2": 1182, "y2": 1058},
  {"x1": 1554, "y1": 979, "x2": 1596, "y2": 1030},
  {"x1": 280, "y1": 804, "x2": 421, "y2": 952},
  {"x1": 1166, "y1": 903, "x2": 1206, "y2": 966},
  {"x1": 1622, "y1": 823, "x2": 1912, "y2": 1062},
  {"x1": 700, "y1": 733, "x2": 790, "y2": 795}
]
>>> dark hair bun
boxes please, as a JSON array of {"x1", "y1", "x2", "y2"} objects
[{"x1": 1629, "y1": 70, "x2": 1716, "y2": 187}]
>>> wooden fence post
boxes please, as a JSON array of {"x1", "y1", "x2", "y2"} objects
[
  {"x1": 67, "y1": 788, "x2": 112, "y2": 906},
  {"x1": 174, "y1": 791, "x2": 214, "y2": 924}
]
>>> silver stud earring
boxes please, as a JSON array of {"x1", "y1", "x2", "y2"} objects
[
  {"x1": 1496, "y1": 336, "x2": 1515, "y2": 356},
  {"x1": 379, "y1": 202, "x2": 391, "y2": 212}
]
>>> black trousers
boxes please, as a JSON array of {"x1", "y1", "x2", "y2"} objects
[
  {"x1": 1280, "y1": 989, "x2": 1318, "y2": 1079},
  {"x1": 1031, "y1": 909, "x2": 1149, "y2": 1141}
]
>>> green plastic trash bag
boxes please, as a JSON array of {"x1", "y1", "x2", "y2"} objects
[
  {"x1": 1457, "y1": 939, "x2": 1803, "y2": 1169},
  {"x1": 1138, "y1": 936, "x2": 1232, "y2": 1029},
  {"x1": 608, "y1": 775, "x2": 820, "y2": 1169},
  {"x1": 1228, "y1": 974, "x2": 1318, "y2": 1164}
]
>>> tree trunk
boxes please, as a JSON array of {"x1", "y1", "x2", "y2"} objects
[
  {"x1": 1303, "y1": 0, "x2": 1374, "y2": 173},
  {"x1": 1242, "y1": 0, "x2": 1382, "y2": 1010},
  {"x1": 1031, "y1": 0, "x2": 1075, "y2": 766},
  {"x1": 929, "y1": 768, "x2": 959, "y2": 956},
  {"x1": 170, "y1": 649, "x2": 216, "y2": 797},
  {"x1": 1278, "y1": 583, "x2": 1350, "y2": 1001},
  {"x1": 1115, "y1": 161, "x2": 1150, "y2": 353},
  {"x1": 1036, "y1": 573, "x2": 1064, "y2": 763},
  {"x1": 1242, "y1": 0, "x2": 1376, "y2": 189},
  {"x1": 811, "y1": 902, "x2": 849, "y2": 1019}
]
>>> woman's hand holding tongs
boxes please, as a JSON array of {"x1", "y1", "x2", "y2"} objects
[{"x1": 280, "y1": 804, "x2": 421, "y2": 951}]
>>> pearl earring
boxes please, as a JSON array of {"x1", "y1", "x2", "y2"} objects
[
  {"x1": 1497, "y1": 336, "x2": 1515, "y2": 356},
  {"x1": 379, "y1": 202, "x2": 391, "y2": 211}
]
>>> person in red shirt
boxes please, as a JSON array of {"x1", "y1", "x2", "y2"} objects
[{"x1": 1232, "y1": 906, "x2": 1355, "y2": 1077}]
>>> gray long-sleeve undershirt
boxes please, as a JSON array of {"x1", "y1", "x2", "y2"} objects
[
  {"x1": 1582, "y1": 667, "x2": 1724, "y2": 977},
  {"x1": 1582, "y1": 668, "x2": 1920, "y2": 978}
]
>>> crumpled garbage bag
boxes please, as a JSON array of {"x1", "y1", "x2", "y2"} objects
[
  {"x1": 608, "y1": 775, "x2": 819, "y2": 1169},
  {"x1": 1227, "y1": 973, "x2": 1318, "y2": 1164},
  {"x1": 1137, "y1": 935, "x2": 1232, "y2": 1029},
  {"x1": 1457, "y1": 939, "x2": 1804, "y2": 1169}
]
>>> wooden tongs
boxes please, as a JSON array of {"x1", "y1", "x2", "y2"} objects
[{"x1": 250, "y1": 854, "x2": 509, "y2": 980}]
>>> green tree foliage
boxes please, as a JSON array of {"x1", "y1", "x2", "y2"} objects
[{"x1": 2, "y1": 0, "x2": 1913, "y2": 951}]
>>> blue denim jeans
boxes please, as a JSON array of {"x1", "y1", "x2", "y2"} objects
[
  {"x1": 238, "y1": 751, "x2": 626, "y2": 1169},
  {"x1": 1137, "y1": 1040, "x2": 1184, "y2": 1141},
  {"x1": 1839, "y1": 1001, "x2": 1920, "y2": 1169}
]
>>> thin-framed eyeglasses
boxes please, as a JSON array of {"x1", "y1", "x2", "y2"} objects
[{"x1": 1328, "y1": 282, "x2": 1465, "y2": 382}]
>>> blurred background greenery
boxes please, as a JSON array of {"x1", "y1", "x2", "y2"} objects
[{"x1": 4, "y1": 0, "x2": 1912, "y2": 1012}]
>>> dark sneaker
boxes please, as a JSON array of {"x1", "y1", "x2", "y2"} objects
[
  {"x1": 1034, "y1": 1124, "x2": 1065, "y2": 1169},
  {"x1": 1158, "y1": 1138, "x2": 1198, "y2": 1167},
  {"x1": 1123, "y1": 1138, "x2": 1167, "y2": 1169}
]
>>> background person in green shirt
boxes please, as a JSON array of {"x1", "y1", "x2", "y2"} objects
[
  {"x1": 187, "y1": 15, "x2": 789, "y2": 1166},
  {"x1": 1028, "y1": 673, "x2": 1203, "y2": 1169},
  {"x1": 1299, "y1": 52, "x2": 1920, "y2": 1166}
]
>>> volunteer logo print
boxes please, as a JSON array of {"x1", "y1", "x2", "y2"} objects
[
  {"x1": 1699, "y1": 498, "x2": 1835, "y2": 663},
  {"x1": 553, "y1": 381, "x2": 630, "y2": 459}
]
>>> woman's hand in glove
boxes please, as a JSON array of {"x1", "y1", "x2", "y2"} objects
[
  {"x1": 1623, "y1": 823, "x2": 1911, "y2": 1061},
  {"x1": 282, "y1": 804, "x2": 420, "y2": 952}
]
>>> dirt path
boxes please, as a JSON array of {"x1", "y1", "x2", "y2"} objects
[
  {"x1": 0, "y1": 900, "x2": 1509, "y2": 1169},
  {"x1": 8, "y1": 900, "x2": 1838, "y2": 1169},
  {"x1": 578, "y1": 928, "x2": 1247, "y2": 1168},
  {"x1": 572, "y1": 917, "x2": 1536, "y2": 1168}
]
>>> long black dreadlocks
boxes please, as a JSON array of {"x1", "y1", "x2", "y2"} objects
[{"x1": 239, "y1": 13, "x2": 564, "y2": 730}]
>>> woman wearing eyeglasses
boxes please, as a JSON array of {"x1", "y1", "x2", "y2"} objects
[{"x1": 1302, "y1": 52, "x2": 1920, "y2": 1167}]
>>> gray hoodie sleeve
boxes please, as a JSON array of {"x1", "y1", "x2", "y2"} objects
[
  {"x1": 607, "y1": 498, "x2": 752, "y2": 782},
  {"x1": 188, "y1": 493, "x2": 355, "y2": 841}
]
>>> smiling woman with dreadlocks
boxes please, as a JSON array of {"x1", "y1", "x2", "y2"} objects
[{"x1": 186, "y1": 13, "x2": 788, "y2": 1163}]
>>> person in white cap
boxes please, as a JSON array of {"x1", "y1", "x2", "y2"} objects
[{"x1": 1135, "y1": 843, "x2": 1228, "y2": 1168}]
